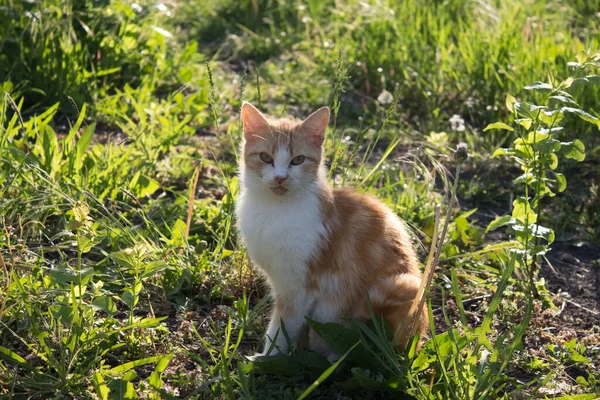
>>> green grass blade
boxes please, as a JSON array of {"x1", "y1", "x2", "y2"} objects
[{"x1": 296, "y1": 342, "x2": 359, "y2": 400}]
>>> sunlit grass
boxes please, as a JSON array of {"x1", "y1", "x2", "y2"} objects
[{"x1": 1, "y1": 0, "x2": 599, "y2": 398}]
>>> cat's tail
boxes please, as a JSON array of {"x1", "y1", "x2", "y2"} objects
[{"x1": 366, "y1": 273, "x2": 429, "y2": 349}]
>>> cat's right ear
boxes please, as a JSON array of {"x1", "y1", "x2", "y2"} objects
[{"x1": 241, "y1": 102, "x2": 268, "y2": 143}]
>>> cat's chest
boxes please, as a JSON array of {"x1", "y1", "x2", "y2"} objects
[{"x1": 237, "y1": 192, "x2": 326, "y2": 274}]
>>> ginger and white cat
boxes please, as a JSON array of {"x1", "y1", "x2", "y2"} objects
[{"x1": 235, "y1": 102, "x2": 427, "y2": 360}]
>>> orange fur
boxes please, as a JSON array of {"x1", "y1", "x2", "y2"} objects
[{"x1": 236, "y1": 103, "x2": 428, "y2": 359}]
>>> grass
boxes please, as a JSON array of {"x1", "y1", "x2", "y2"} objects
[{"x1": 1, "y1": 0, "x2": 600, "y2": 398}]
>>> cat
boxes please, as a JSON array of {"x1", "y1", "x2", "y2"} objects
[{"x1": 235, "y1": 102, "x2": 428, "y2": 361}]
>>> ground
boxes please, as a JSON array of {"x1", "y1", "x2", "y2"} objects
[{"x1": 1, "y1": 0, "x2": 600, "y2": 399}]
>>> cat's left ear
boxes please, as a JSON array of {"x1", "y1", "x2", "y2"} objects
[
  {"x1": 241, "y1": 102, "x2": 269, "y2": 143},
  {"x1": 300, "y1": 107, "x2": 330, "y2": 146}
]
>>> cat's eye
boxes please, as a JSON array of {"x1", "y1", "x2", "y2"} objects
[
  {"x1": 259, "y1": 152, "x2": 273, "y2": 164},
  {"x1": 290, "y1": 155, "x2": 305, "y2": 166}
]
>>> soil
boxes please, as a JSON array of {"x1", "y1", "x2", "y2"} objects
[{"x1": 542, "y1": 241, "x2": 600, "y2": 330}]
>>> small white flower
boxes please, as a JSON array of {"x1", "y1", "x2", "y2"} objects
[
  {"x1": 131, "y1": 3, "x2": 142, "y2": 12},
  {"x1": 377, "y1": 89, "x2": 393, "y2": 105},
  {"x1": 449, "y1": 114, "x2": 465, "y2": 132}
]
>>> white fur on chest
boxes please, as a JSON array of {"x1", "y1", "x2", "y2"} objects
[{"x1": 236, "y1": 190, "x2": 326, "y2": 294}]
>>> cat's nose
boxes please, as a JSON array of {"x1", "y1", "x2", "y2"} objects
[{"x1": 274, "y1": 175, "x2": 287, "y2": 185}]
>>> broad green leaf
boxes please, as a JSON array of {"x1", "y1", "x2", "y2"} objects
[
  {"x1": 486, "y1": 215, "x2": 513, "y2": 232},
  {"x1": 92, "y1": 295, "x2": 117, "y2": 315},
  {"x1": 576, "y1": 51, "x2": 588, "y2": 65},
  {"x1": 539, "y1": 109, "x2": 563, "y2": 126},
  {"x1": 77, "y1": 232, "x2": 101, "y2": 254},
  {"x1": 148, "y1": 371, "x2": 162, "y2": 389},
  {"x1": 545, "y1": 153, "x2": 558, "y2": 170},
  {"x1": 569, "y1": 353, "x2": 590, "y2": 363},
  {"x1": 75, "y1": 123, "x2": 95, "y2": 170},
  {"x1": 128, "y1": 317, "x2": 167, "y2": 329},
  {"x1": 293, "y1": 348, "x2": 330, "y2": 373},
  {"x1": 149, "y1": 354, "x2": 173, "y2": 389},
  {"x1": 140, "y1": 261, "x2": 169, "y2": 279},
  {"x1": 505, "y1": 93, "x2": 516, "y2": 113},
  {"x1": 560, "y1": 77, "x2": 574, "y2": 89},
  {"x1": 564, "y1": 339, "x2": 577, "y2": 350},
  {"x1": 483, "y1": 122, "x2": 513, "y2": 132},
  {"x1": 513, "y1": 173, "x2": 533, "y2": 185},
  {"x1": 515, "y1": 102, "x2": 546, "y2": 118},
  {"x1": 516, "y1": 118, "x2": 532, "y2": 129},
  {"x1": 532, "y1": 225, "x2": 555, "y2": 244},
  {"x1": 561, "y1": 107, "x2": 600, "y2": 128},
  {"x1": 92, "y1": 372, "x2": 110, "y2": 400},
  {"x1": 533, "y1": 138, "x2": 560, "y2": 153},
  {"x1": 122, "y1": 370, "x2": 137, "y2": 381},
  {"x1": 571, "y1": 75, "x2": 600, "y2": 86},
  {"x1": 154, "y1": 354, "x2": 173, "y2": 374},
  {"x1": 514, "y1": 131, "x2": 548, "y2": 145},
  {"x1": 110, "y1": 250, "x2": 137, "y2": 270},
  {"x1": 554, "y1": 172, "x2": 567, "y2": 192},
  {"x1": 120, "y1": 288, "x2": 138, "y2": 309},
  {"x1": 512, "y1": 224, "x2": 555, "y2": 244},
  {"x1": 455, "y1": 215, "x2": 470, "y2": 245},
  {"x1": 251, "y1": 354, "x2": 301, "y2": 376},
  {"x1": 306, "y1": 320, "x2": 363, "y2": 361},
  {"x1": 132, "y1": 174, "x2": 160, "y2": 198},
  {"x1": 549, "y1": 95, "x2": 578, "y2": 106},
  {"x1": 297, "y1": 342, "x2": 360, "y2": 400},
  {"x1": 220, "y1": 248, "x2": 233, "y2": 260},
  {"x1": 524, "y1": 82, "x2": 553, "y2": 91},
  {"x1": 171, "y1": 219, "x2": 187, "y2": 247},
  {"x1": 107, "y1": 379, "x2": 137, "y2": 400},
  {"x1": 561, "y1": 139, "x2": 585, "y2": 161},
  {"x1": 411, "y1": 350, "x2": 432, "y2": 371},
  {"x1": 307, "y1": 319, "x2": 382, "y2": 371},
  {"x1": 50, "y1": 266, "x2": 94, "y2": 285},
  {"x1": 512, "y1": 198, "x2": 537, "y2": 225},
  {"x1": 492, "y1": 148, "x2": 513, "y2": 158}
]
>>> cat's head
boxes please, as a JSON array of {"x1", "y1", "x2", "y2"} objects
[{"x1": 240, "y1": 102, "x2": 329, "y2": 197}]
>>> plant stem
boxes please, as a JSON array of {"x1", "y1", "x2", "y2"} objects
[{"x1": 403, "y1": 160, "x2": 463, "y2": 341}]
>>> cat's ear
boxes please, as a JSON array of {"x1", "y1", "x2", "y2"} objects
[
  {"x1": 241, "y1": 102, "x2": 268, "y2": 143},
  {"x1": 300, "y1": 107, "x2": 330, "y2": 146}
]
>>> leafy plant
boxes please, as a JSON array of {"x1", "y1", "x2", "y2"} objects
[{"x1": 486, "y1": 50, "x2": 600, "y2": 297}]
